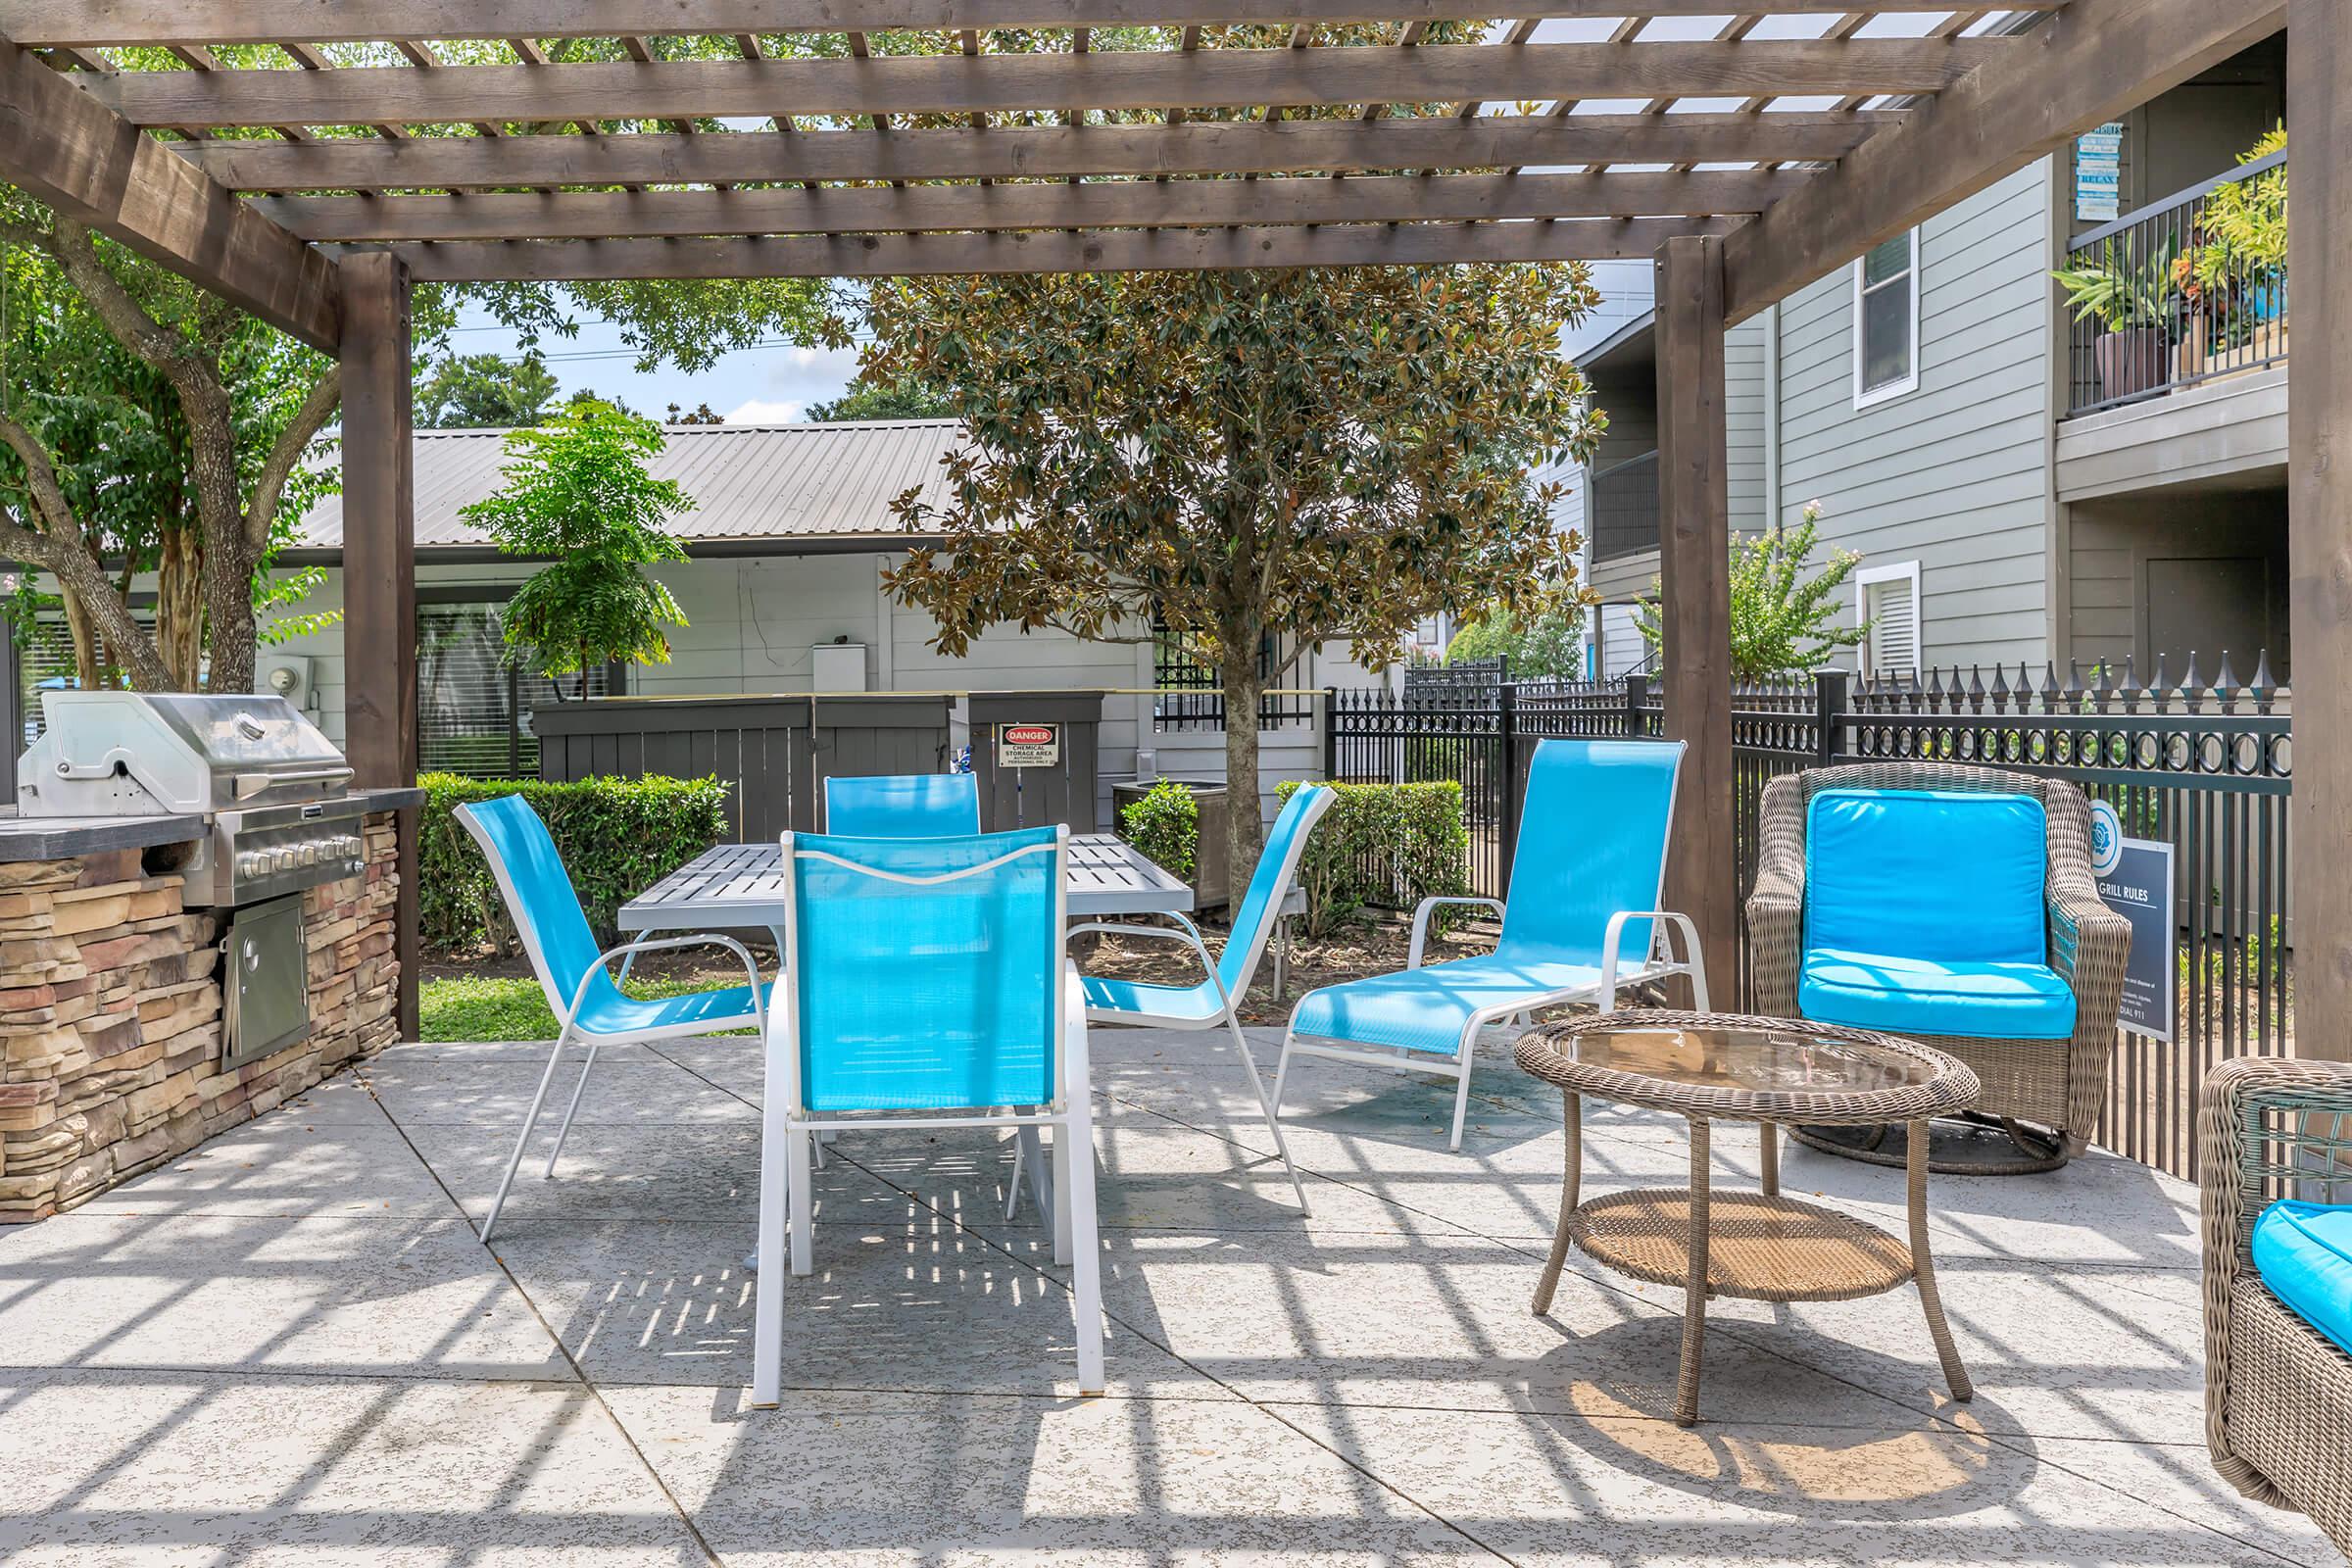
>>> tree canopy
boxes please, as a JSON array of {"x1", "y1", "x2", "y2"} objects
[
  {"x1": 1444, "y1": 604, "x2": 1590, "y2": 680},
  {"x1": 417, "y1": 350, "x2": 560, "y2": 429},
  {"x1": 808, "y1": 379, "x2": 955, "y2": 422},
  {"x1": 1636, "y1": 503, "x2": 1867, "y2": 679},
  {"x1": 871, "y1": 263, "x2": 1598, "y2": 888},
  {"x1": 459, "y1": 400, "x2": 692, "y2": 695}
]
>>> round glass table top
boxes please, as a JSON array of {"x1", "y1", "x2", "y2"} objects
[{"x1": 1515, "y1": 1014, "x2": 1978, "y2": 1121}]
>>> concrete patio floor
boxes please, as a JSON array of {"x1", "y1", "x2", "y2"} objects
[{"x1": 1, "y1": 1022, "x2": 2334, "y2": 1566}]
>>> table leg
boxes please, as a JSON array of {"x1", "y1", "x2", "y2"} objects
[
  {"x1": 1533, "y1": 1092, "x2": 1583, "y2": 1315},
  {"x1": 1759, "y1": 1121, "x2": 1780, "y2": 1198},
  {"x1": 1906, "y1": 1117, "x2": 1974, "y2": 1401},
  {"x1": 1675, "y1": 1117, "x2": 1712, "y2": 1427}
]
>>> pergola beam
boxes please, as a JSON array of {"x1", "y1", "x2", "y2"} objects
[
  {"x1": 0, "y1": 38, "x2": 339, "y2": 349},
  {"x1": 1721, "y1": 0, "x2": 2286, "y2": 322},
  {"x1": 82, "y1": 39, "x2": 2002, "y2": 128},
  {"x1": 337, "y1": 218, "x2": 1731, "y2": 280},
  {"x1": 11, "y1": 1, "x2": 2053, "y2": 47},
  {"x1": 180, "y1": 114, "x2": 1891, "y2": 190},
  {"x1": 259, "y1": 171, "x2": 1805, "y2": 241}
]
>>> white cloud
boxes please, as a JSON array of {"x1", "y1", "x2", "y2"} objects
[{"x1": 724, "y1": 398, "x2": 808, "y2": 423}]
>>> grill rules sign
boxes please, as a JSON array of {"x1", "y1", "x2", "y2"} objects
[{"x1": 996, "y1": 722, "x2": 1061, "y2": 768}]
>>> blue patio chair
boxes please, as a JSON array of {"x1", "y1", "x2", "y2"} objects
[
  {"x1": 752, "y1": 824, "x2": 1103, "y2": 1403},
  {"x1": 823, "y1": 772, "x2": 981, "y2": 837},
  {"x1": 456, "y1": 795, "x2": 769, "y2": 1244},
  {"x1": 1273, "y1": 739, "x2": 1707, "y2": 1151},
  {"x1": 1058, "y1": 783, "x2": 1336, "y2": 1215}
]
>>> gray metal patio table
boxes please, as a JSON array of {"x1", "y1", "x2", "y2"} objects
[{"x1": 1515, "y1": 1009, "x2": 1983, "y2": 1428}]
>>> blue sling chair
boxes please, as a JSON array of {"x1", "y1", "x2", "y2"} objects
[
  {"x1": 1273, "y1": 739, "x2": 1707, "y2": 1151},
  {"x1": 824, "y1": 772, "x2": 981, "y2": 837},
  {"x1": 457, "y1": 795, "x2": 770, "y2": 1244},
  {"x1": 753, "y1": 825, "x2": 1103, "y2": 1401}
]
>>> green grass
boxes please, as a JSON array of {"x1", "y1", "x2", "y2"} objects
[{"x1": 419, "y1": 973, "x2": 758, "y2": 1042}]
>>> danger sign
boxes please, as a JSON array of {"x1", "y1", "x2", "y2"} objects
[{"x1": 996, "y1": 722, "x2": 1061, "y2": 768}]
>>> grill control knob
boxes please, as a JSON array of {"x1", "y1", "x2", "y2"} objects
[
  {"x1": 237, "y1": 852, "x2": 265, "y2": 878},
  {"x1": 297, "y1": 844, "x2": 318, "y2": 867}
]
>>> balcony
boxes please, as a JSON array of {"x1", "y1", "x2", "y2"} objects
[{"x1": 2055, "y1": 146, "x2": 2289, "y2": 502}]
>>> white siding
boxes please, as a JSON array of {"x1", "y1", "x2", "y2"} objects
[{"x1": 1770, "y1": 159, "x2": 2056, "y2": 672}]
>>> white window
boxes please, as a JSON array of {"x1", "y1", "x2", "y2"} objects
[
  {"x1": 1856, "y1": 562, "x2": 1922, "y2": 678},
  {"x1": 1851, "y1": 229, "x2": 1921, "y2": 408}
]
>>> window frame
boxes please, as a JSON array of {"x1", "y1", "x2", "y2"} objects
[
  {"x1": 1854, "y1": 560, "x2": 1924, "y2": 678},
  {"x1": 1850, "y1": 228, "x2": 1923, "y2": 411}
]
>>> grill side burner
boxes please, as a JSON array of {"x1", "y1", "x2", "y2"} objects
[{"x1": 17, "y1": 692, "x2": 370, "y2": 907}]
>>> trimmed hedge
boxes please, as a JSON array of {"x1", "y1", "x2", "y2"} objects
[
  {"x1": 1118, "y1": 778, "x2": 1200, "y2": 878},
  {"x1": 1276, "y1": 779, "x2": 1469, "y2": 937},
  {"x1": 419, "y1": 771, "x2": 731, "y2": 954}
]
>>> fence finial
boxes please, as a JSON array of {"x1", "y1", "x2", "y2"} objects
[{"x1": 2214, "y1": 648, "x2": 2240, "y2": 695}]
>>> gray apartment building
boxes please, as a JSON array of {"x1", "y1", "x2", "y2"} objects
[{"x1": 1573, "y1": 33, "x2": 2289, "y2": 690}]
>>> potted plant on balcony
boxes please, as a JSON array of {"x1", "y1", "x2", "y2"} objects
[
  {"x1": 2053, "y1": 237, "x2": 2178, "y2": 401},
  {"x1": 2186, "y1": 126, "x2": 2288, "y2": 375}
]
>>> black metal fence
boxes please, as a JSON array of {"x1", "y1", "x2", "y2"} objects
[
  {"x1": 1324, "y1": 658, "x2": 2294, "y2": 1179},
  {"x1": 2063, "y1": 145, "x2": 2288, "y2": 416}
]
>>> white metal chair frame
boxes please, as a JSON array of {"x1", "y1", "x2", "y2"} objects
[
  {"x1": 752, "y1": 827, "x2": 1104, "y2": 1404},
  {"x1": 456, "y1": 803, "x2": 767, "y2": 1246}
]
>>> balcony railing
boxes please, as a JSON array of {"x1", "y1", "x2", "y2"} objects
[{"x1": 2063, "y1": 146, "x2": 2287, "y2": 417}]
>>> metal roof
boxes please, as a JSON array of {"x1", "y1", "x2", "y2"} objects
[{"x1": 297, "y1": 419, "x2": 964, "y2": 553}]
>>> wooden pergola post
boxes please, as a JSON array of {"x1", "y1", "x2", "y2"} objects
[
  {"x1": 2288, "y1": 0, "x2": 2348, "y2": 1064},
  {"x1": 1652, "y1": 233, "x2": 1736, "y2": 993},
  {"x1": 338, "y1": 252, "x2": 420, "y2": 1040}
]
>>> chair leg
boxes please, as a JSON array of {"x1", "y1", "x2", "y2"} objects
[
  {"x1": 786, "y1": 1125, "x2": 814, "y2": 1277},
  {"x1": 1008, "y1": 1122, "x2": 1053, "y2": 1224},
  {"x1": 541, "y1": 1039, "x2": 601, "y2": 1179},
  {"x1": 1447, "y1": 1031, "x2": 1477, "y2": 1152},
  {"x1": 751, "y1": 1069, "x2": 792, "y2": 1407},
  {"x1": 1061, "y1": 1007, "x2": 1106, "y2": 1396},
  {"x1": 480, "y1": 1022, "x2": 573, "y2": 1244},
  {"x1": 1004, "y1": 1128, "x2": 1027, "y2": 1223},
  {"x1": 1225, "y1": 1015, "x2": 1310, "y2": 1214},
  {"x1": 1270, "y1": 1026, "x2": 1298, "y2": 1124},
  {"x1": 1051, "y1": 1119, "x2": 1074, "y2": 1267}
]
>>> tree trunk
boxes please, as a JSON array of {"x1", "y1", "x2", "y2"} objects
[
  {"x1": 1220, "y1": 656, "x2": 1266, "y2": 904},
  {"x1": 200, "y1": 543, "x2": 258, "y2": 693},
  {"x1": 155, "y1": 527, "x2": 206, "y2": 688},
  {"x1": 60, "y1": 587, "x2": 100, "y2": 689}
]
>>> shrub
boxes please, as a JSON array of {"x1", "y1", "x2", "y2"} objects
[
  {"x1": 1119, "y1": 778, "x2": 1200, "y2": 878},
  {"x1": 418, "y1": 772, "x2": 730, "y2": 954},
  {"x1": 1276, "y1": 780, "x2": 1469, "y2": 936}
]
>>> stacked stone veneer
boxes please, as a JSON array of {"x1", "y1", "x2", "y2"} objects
[{"x1": 0, "y1": 811, "x2": 401, "y2": 1222}]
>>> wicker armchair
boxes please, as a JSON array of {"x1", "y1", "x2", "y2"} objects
[
  {"x1": 2201, "y1": 1056, "x2": 2352, "y2": 1556},
  {"x1": 1747, "y1": 762, "x2": 2132, "y2": 1171}
]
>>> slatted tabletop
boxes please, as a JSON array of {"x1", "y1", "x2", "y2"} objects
[{"x1": 618, "y1": 833, "x2": 1194, "y2": 933}]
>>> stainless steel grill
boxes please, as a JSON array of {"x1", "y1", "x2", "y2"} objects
[{"x1": 17, "y1": 692, "x2": 370, "y2": 907}]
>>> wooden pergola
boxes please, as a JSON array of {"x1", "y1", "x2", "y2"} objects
[{"x1": 0, "y1": 0, "x2": 2334, "y2": 1061}]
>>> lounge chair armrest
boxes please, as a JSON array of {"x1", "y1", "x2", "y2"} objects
[
  {"x1": 2046, "y1": 883, "x2": 2132, "y2": 995},
  {"x1": 1069, "y1": 914, "x2": 1238, "y2": 1014},
  {"x1": 1745, "y1": 774, "x2": 1807, "y2": 1016},
  {"x1": 1408, "y1": 898, "x2": 1506, "y2": 969},
  {"x1": 562, "y1": 932, "x2": 766, "y2": 1034},
  {"x1": 1599, "y1": 910, "x2": 1709, "y2": 1011}
]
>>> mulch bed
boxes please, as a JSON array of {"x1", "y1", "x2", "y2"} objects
[{"x1": 425, "y1": 911, "x2": 1504, "y2": 1027}]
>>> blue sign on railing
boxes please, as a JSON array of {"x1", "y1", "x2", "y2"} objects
[
  {"x1": 2090, "y1": 799, "x2": 2175, "y2": 1043},
  {"x1": 2075, "y1": 122, "x2": 2124, "y2": 221}
]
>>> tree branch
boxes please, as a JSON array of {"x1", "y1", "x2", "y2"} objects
[
  {"x1": 244, "y1": 365, "x2": 343, "y2": 554},
  {"x1": 0, "y1": 414, "x2": 172, "y2": 690}
]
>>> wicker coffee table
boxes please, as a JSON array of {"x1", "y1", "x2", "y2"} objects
[{"x1": 1513, "y1": 1009, "x2": 1983, "y2": 1426}]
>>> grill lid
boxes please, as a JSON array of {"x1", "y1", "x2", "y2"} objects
[{"x1": 19, "y1": 692, "x2": 353, "y2": 816}]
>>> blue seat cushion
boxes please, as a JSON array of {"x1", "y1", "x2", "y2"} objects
[
  {"x1": 1798, "y1": 948, "x2": 2076, "y2": 1042},
  {"x1": 1289, "y1": 954, "x2": 1607, "y2": 1059},
  {"x1": 2252, "y1": 1200, "x2": 2352, "y2": 1360},
  {"x1": 573, "y1": 980, "x2": 770, "y2": 1038},
  {"x1": 1807, "y1": 789, "x2": 2049, "y2": 964},
  {"x1": 1081, "y1": 973, "x2": 1227, "y2": 1023}
]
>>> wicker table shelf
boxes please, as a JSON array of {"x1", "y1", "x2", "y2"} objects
[{"x1": 1514, "y1": 1009, "x2": 1984, "y2": 1426}]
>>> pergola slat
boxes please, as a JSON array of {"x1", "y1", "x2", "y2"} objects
[
  {"x1": 81, "y1": 40, "x2": 2003, "y2": 128},
  {"x1": 9, "y1": 1, "x2": 2054, "y2": 47},
  {"x1": 258, "y1": 171, "x2": 1807, "y2": 241},
  {"x1": 178, "y1": 114, "x2": 1890, "y2": 189},
  {"x1": 1722, "y1": 0, "x2": 2287, "y2": 320},
  {"x1": 336, "y1": 217, "x2": 1733, "y2": 279},
  {"x1": 0, "y1": 39, "x2": 339, "y2": 348}
]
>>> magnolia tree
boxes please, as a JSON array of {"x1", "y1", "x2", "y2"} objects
[
  {"x1": 1635, "y1": 501, "x2": 1867, "y2": 678},
  {"x1": 459, "y1": 401, "x2": 692, "y2": 698},
  {"x1": 866, "y1": 264, "x2": 1601, "y2": 893}
]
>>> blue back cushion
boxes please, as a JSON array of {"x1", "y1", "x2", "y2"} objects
[
  {"x1": 1220, "y1": 785, "x2": 1328, "y2": 994},
  {"x1": 459, "y1": 795, "x2": 622, "y2": 1015},
  {"x1": 824, "y1": 773, "x2": 982, "y2": 837},
  {"x1": 1498, "y1": 739, "x2": 1684, "y2": 966},
  {"x1": 1806, "y1": 789, "x2": 2047, "y2": 964},
  {"x1": 789, "y1": 827, "x2": 1059, "y2": 1112}
]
